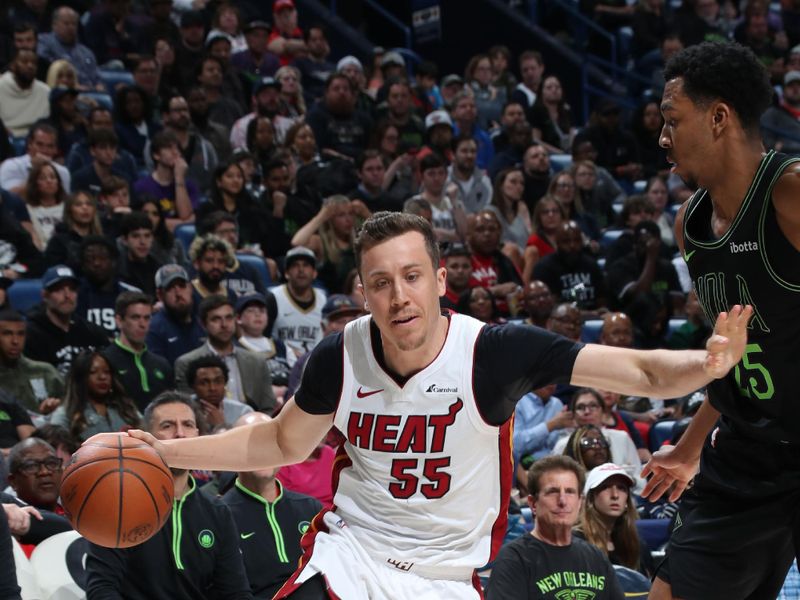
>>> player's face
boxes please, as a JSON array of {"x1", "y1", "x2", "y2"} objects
[
  {"x1": 529, "y1": 469, "x2": 581, "y2": 531},
  {"x1": 660, "y1": 77, "x2": 715, "y2": 190},
  {"x1": 592, "y1": 477, "x2": 630, "y2": 520},
  {"x1": 150, "y1": 402, "x2": 199, "y2": 440},
  {"x1": 359, "y1": 231, "x2": 446, "y2": 352}
]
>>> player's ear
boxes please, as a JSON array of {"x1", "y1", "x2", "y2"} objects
[
  {"x1": 711, "y1": 102, "x2": 731, "y2": 132},
  {"x1": 436, "y1": 266, "x2": 447, "y2": 296}
]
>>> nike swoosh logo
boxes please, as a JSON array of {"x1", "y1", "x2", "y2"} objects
[
  {"x1": 356, "y1": 386, "x2": 384, "y2": 398},
  {"x1": 684, "y1": 249, "x2": 696, "y2": 262},
  {"x1": 168, "y1": 336, "x2": 178, "y2": 342},
  {"x1": 240, "y1": 532, "x2": 255, "y2": 539},
  {"x1": 118, "y1": 369, "x2": 128, "y2": 375}
]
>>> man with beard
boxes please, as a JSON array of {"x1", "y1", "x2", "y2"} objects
[
  {"x1": 306, "y1": 73, "x2": 373, "y2": 160},
  {"x1": 491, "y1": 101, "x2": 528, "y2": 153},
  {"x1": 188, "y1": 235, "x2": 238, "y2": 311},
  {"x1": 230, "y1": 76, "x2": 295, "y2": 149},
  {"x1": 4, "y1": 22, "x2": 50, "y2": 81},
  {"x1": 521, "y1": 280, "x2": 555, "y2": 328},
  {"x1": 147, "y1": 264, "x2": 206, "y2": 364},
  {"x1": 467, "y1": 210, "x2": 523, "y2": 315},
  {"x1": 292, "y1": 25, "x2": 335, "y2": 104},
  {"x1": 146, "y1": 95, "x2": 218, "y2": 195},
  {"x1": 440, "y1": 242, "x2": 473, "y2": 311},
  {"x1": 488, "y1": 120, "x2": 533, "y2": 181},
  {"x1": 86, "y1": 391, "x2": 252, "y2": 600},
  {"x1": 0, "y1": 48, "x2": 50, "y2": 138},
  {"x1": 269, "y1": 247, "x2": 327, "y2": 358},
  {"x1": 761, "y1": 70, "x2": 800, "y2": 153},
  {"x1": 223, "y1": 411, "x2": 323, "y2": 599},
  {"x1": 76, "y1": 236, "x2": 141, "y2": 337},
  {"x1": 521, "y1": 143, "x2": 552, "y2": 213},
  {"x1": 24, "y1": 265, "x2": 109, "y2": 376},
  {"x1": 448, "y1": 135, "x2": 492, "y2": 214},
  {"x1": 187, "y1": 86, "x2": 233, "y2": 162},
  {"x1": 533, "y1": 221, "x2": 607, "y2": 313},
  {"x1": 37, "y1": 7, "x2": 102, "y2": 89},
  {"x1": 175, "y1": 295, "x2": 276, "y2": 412}
]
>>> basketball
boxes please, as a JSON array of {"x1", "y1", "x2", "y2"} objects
[{"x1": 60, "y1": 433, "x2": 174, "y2": 548}]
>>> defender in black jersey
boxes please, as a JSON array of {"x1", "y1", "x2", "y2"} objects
[
  {"x1": 643, "y1": 42, "x2": 800, "y2": 599},
  {"x1": 120, "y1": 212, "x2": 751, "y2": 600}
]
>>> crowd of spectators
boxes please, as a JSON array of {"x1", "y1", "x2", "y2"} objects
[{"x1": 1, "y1": 0, "x2": 800, "y2": 597}]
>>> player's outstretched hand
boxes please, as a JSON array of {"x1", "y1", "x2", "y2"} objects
[
  {"x1": 640, "y1": 444, "x2": 699, "y2": 502},
  {"x1": 125, "y1": 429, "x2": 167, "y2": 458},
  {"x1": 703, "y1": 304, "x2": 752, "y2": 379}
]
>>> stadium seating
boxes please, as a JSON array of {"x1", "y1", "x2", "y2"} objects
[
  {"x1": 174, "y1": 223, "x2": 196, "y2": 254},
  {"x1": 581, "y1": 319, "x2": 604, "y2": 343},
  {"x1": 8, "y1": 278, "x2": 43, "y2": 313},
  {"x1": 550, "y1": 154, "x2": 573, "y2": 173},
  {"x1": 98, "y1": 69, "x2": 134, "y2": 96},
  {"x1": 236, "y1": 253, "x2": 272, "y2": 287}
]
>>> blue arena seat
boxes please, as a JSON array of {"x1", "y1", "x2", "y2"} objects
[
  {"x1": 549, "y1": 154, "x2": 572, "y2": 173},
  {"x1": 633, "y1": 179, "x2": 647, "y2": 193},
  {"x1": 636, "y1": 518, "x2": 671, "y2": 551},
  {"x1": 581, "y1": 319, "x2": 604, "y2": 343},
  {"x1": 173, "y1": 223, "x2": 196, "y2": 254},
  {"x1": 667, "y1": 318, "x2": 687, "y2": 337},
  {"x1": 236, "y1": 253, "x2": 271, "y2": 287},
  {"x1": 80, "y1": 92, "x2": 113, "y2": 110},
  {"x1": 600, "y1": 229, "x2": 624, "y2": 249},
  {"x1": 8, "y1": 278, "x2": 43, "y2": 313},
  {"x1": 10, "y1": 136, "x2": 26, "y2": 156},
  {"x1": 98, "y1": 69, "x2": 134, "y2": 95}
]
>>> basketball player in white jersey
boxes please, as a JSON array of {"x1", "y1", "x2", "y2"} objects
[{"x1": 123, "y1": 212, "x2": 752, "y2": 599}]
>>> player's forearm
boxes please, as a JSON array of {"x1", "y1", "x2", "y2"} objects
[
  {"x1": 633, "y1": 349, "x2": 714, "y2": 398},
  {"x1": 672, "y1": 396, "x2": 719, "y2": 460},
  {"x1": 160, "y1": 420, "x2": 289, "y2": 471}
]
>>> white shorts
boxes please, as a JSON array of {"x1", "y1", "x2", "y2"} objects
[{"x1": 274, "y1": 510, "x2": 484, "y2": 600}]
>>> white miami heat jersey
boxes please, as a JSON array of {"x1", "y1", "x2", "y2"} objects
[
  {"x1": 331, "y1": 313, "x2": 512, "y2": 578},
  {"x1": 269, "y1": 284, "x2": 327, "y2": 356}
]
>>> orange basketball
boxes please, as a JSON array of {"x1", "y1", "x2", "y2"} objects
[{"x1": 60, "y1": 433, "x2": 174, "y2": 548}]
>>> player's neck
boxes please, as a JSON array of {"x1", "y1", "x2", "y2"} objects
[
  {"x1": 705, "y1": 141, "x2": 764, "y2": 219},
  {"x1": 381, "y1": 314, "x2": 448, "y2": 377},
  {"x1": 173, "y1": 471, "x2": 191, "y2": 499}
]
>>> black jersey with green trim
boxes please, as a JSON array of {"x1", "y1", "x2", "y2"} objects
[{"x1": 682, "y1": 149, "x2": 800, "y2": 443}]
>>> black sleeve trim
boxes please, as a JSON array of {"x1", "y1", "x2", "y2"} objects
[
  {"x1": 294, "y1": 333, "x2": 344, "y2": 415},
  {"x1": 474, "y1": 323, "x2": 584, "y2": 426}
]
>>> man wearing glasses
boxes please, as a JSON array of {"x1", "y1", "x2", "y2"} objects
[{"x1": 6, "y1": 438, "x2": 64, "y2": 515}]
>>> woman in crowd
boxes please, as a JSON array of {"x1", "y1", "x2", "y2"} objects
[
  {"x1": 135, "y1": 196, "x2": 188, "y2": 267},
  {"x1": 456, "y1": 286, "x2": 505, "y2": 324},
  {"x1": 276, "y1": 65, "x2": 306, "y2": 118},
  {"x1": 45, "y1": 190, "x2": 103, "y2": 272},
  {"x1": 522, "y1": 194, "x2": 567, "y2": 284},
  {"x1": 211, "y1": 2, "x2": 247, "y2": 53},
  {"x1": 24, "y1": 162, "x2": 67, "y2": 251},
  {"x1": 285, "y1": 122, "x2": 319, "y2": 170},
  {"x1": 375, "y1": 121, "x2": 418, "y2": 205},
  {"x1": 114, "y1": 85, "x2": 159, "y2": 168},
  {"x1": 548, "y1": 170, "x2": 601, "y2": 244},
  {"x1": 290, "y1": 195, "x2": 369, "y2": 293},
  {"x1": 46, "y1": 60, "x2": 79, "y2": 89},
  {"x1": 562, "y1": 424, "x2": 612, "y2": 472},
  {"x1": 196, "y1": 159, "x2": 264, "y2": 249},
  {"x1": 572, "y1": 159, "x2": 618, "y2": 231},
  {"x1": 246, "y1": 116, "x2": 279, "y2": 171},
  {"x1": 153, "y1": 36, "x2": 181, "y2": 99},
  {"x1": 488, "y1": 168, "x2": 532, "y2": 255},
  {"x1": 645, "y1": 176, "x2": 676, "y2": 248},
  {"x1": 575, "y1": 463, "x2": 654, "y2": 576},
  {"x1": 529, "y1": 74, "x2": 576, "y2": 153},
  {"x1": 632, "y1": 99, "x2": 670, "y2": 179},
  {"x1": 465, "y1": 53, "x2": 506, "y2": 130},
  {"x1": 50, "y1": 351, "x2": 142, "y2": 442}
]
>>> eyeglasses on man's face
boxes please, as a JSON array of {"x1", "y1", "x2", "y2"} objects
[{"x1": 16, "y1": 457, "x2": 63, "y2": 475}]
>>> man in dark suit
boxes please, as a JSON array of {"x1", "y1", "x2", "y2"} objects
[{"x1": 174, "y1": 295, "x2": 276, "y2": 412}]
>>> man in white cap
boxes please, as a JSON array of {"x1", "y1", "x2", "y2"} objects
[
  {"x1": 337, "y1": 55, "x2": 375, "y2": 116},
  {"x1": 486, "y1": 455, "x2": 624, "y2": 599}
]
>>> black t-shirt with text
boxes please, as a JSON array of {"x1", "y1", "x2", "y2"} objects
[{"x1": 486, "y1": 534, "x2": 624, "y2": 600}]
